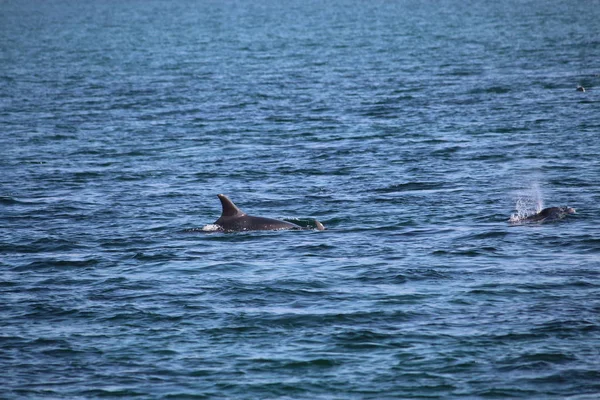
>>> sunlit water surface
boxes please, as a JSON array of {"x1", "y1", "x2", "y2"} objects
[{"x1": 2, "y1": 0, "x2": 600, "y2": 398}]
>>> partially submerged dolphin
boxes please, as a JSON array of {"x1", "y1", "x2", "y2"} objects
[
  {"x1": 513, "y1": 206, "x2": 576, "y2": 223},
  {"x1": 210, "y1": 194, "x2": 325, "y2": 232}
]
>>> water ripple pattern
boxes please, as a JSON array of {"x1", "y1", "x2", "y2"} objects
[{"x1": 2, "y1": 0, "x2": 600, "y2": 398}]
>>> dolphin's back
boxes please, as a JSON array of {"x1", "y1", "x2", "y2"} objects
[
  {"x1": 523, "y1": 207, "x2": 574, "y2": 223},
  {"x1": 217, "y1": 215, "x2": 301, "y2": 232}
]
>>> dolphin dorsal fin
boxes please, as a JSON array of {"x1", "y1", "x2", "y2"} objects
[{"x1": 217, "y1": 194, "x2": 246, "y2": 217}]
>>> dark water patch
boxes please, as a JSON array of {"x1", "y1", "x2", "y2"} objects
[
  {"x1": 570, "y1": 237, "x2": 600, "y2": 253},
  {"x1": 198, "y1": 325, "x2": 266, "y2": 337},
  {"x1": 295, "y1": 243, "x2": 337, "y2": 254},
  {"x1": 375, "y1": 182, "x2": 447, "y2": 194},
  {"x1": 432, "y1": 247, "x2": 499, "y2": 257},
  {"x1": 88, "y1": 282, "x2": 166, "y2": 303},
  {"x1": 531, "y1": 320, "x2": 599, "y2": 336},
  {"x1": 527, "y1": 369, "x2": 600, "y2": 386},
  {"x1": 332, "y1": 329, "x2": 409, "y2": 350},
  {"x1": 80, "y1": 389, "x2": 147, "y2": 397},
  {"x1": 548, "y1": 177, "x2": 595, "y2": 187},
  {"x1": 70, "y1": 170, "x2": 106, "y2": 180},
  {"x1": 281, "y1": 358, "x2": 338, "y2": 369},
  {"x1": 132, "y1": 251, "x2": 179, "y2": 262},
  {"x1": 497, "y1": 352, "x2": 577, "y2": 372},
  {"x1": 46, "y1": 133, "x2": 78, "y2": 141},
  {"x1": 469, "y1": 86, "x2": 512, "y2": 95},
  {"x1": 1, "y1": 237, "x2": 82, "y2": 254},
  {"x1": 247, "y1": 356, "x2": 339, "y2": 370},
  {"x1": 488, "y1": 331, "x2": 552, "y2": 342},
  {"x1": 0, "y1": 195, "x2": 22, "y2": 205},
  {"x1": 431, "y1": 145, "x2": 463, "y2": 156},
  {"x1": 21, "y1": 304, "x2": 92, "y2": 321},
  {"x1": 0, "y1": 280, "x2": 18, "y2": 288},
  {"x1": 466, "y1": 287, "x2": 528, "y2": 297},
  {"x1": 102, "y1": 309, "x2": 184, "y2": 325},
  {"x1": 211, "y1": 283, "x2": 332, "y2": 303},
  {"x1": 356, "y1": 271, "x2": 408, "y2": 285},
  {"x1": 403, "y1": 268, "x2": 452, "y2": 281},
  {"x1": 475, "y1": 387, "x2": 540, "y2": 398},
  {"x1": 163, "y1": 393, "x2": 212, "y2": 399},
  {"x1": 469, "y1": 153, "x2": 512, "y2": 162},
  {"x1": 491, "y1": 125, "x2": 527, "y2": 134},
  {"x1": 400, "y1": 228, "x2": 456, "y2": 238},
  {"x1": 461, "y1": 230, "x2": 509, "y2": 240},
  {"x1": 228, "y1": 309, "x2": 418, "y2": 331},
  {"x1": 360, "y1": 105, "x2": 403, "y2": 119},
  {"x1": 0, "y1": 335, "x2": 28, "y2": 347},
  {"x1": 14, "y1": 258, "x2": 100, "y2": 271}
]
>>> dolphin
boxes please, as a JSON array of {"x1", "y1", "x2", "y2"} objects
[
  {"x1": 212, "y1": 194, "x2": 325, "y2": 232},
  {"x1": 519, "y1": 206, "x2": 576, "y2": 223}
]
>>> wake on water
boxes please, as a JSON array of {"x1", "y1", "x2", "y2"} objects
[
  {"x1": 201, "y1": 224, "x2": 223, "y2": 232},
  {"x1": 199, "y1": 219, "x2": 324, "y2": 233}
]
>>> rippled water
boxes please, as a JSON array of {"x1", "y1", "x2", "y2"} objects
[{"x1": 2, "y1": 0, "x2": 600, "y2": 398}]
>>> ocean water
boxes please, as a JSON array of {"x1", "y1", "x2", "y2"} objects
[{"x1": 2, "y1": 0, "x2": 600, "y2": 398}]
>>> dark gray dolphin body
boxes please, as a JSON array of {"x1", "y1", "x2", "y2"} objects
[
  {"x1": 213, "y1": 194, "x2": 325, "y2": 232},
  {"x1": 522, "y1": 206, "x2": 576, "y2": 223}
]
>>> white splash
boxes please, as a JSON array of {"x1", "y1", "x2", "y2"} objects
[
  {"x1": 201, "y1": 224, "x2": 223, "y2": 232},
  {"x1": 509, "y1": 183, "x2": 544, "y2": 223}
]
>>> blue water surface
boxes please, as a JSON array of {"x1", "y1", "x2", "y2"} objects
[{"x1": 2, "y1": 0, "x2": 600, "y2": 398}]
